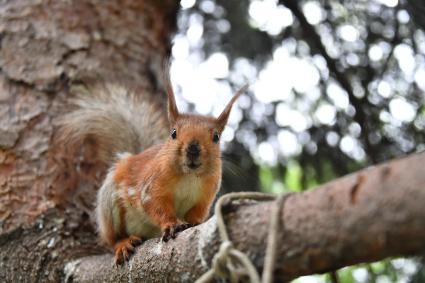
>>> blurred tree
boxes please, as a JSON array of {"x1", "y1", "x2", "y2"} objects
[
  {"x1": 173, "y1": 0, "x2": 425, "y2": 281},
  {"x1": 176, "y1": 0, "x2": 425, "y2": 188},
  {"x1": 406, "y1": 0, "x2": 425, "y2": 31}
]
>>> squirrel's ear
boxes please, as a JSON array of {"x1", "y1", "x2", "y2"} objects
[
  {"x1": 165, "y1": 71, "x2": 179, "y2": 126},
  {"x1": 216, "y1": 84, "x2": 248, "y2": 132}
]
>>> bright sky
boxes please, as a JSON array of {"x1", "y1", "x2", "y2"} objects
[{"x1": 171, "y1": 0, "x2": 423, "y2": 167}]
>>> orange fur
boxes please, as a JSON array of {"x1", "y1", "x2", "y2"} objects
[
  {"x1": 185, "y1": 174, "x2": 221, "y2": 224},
  {"x1": 114, "y1": 235, "x2": 142, "y2": 265},
  {"x1": 112, "y1": 120, "x2": 222, "y2": 231},
  {"x1": 74, "y1": 83, "x2": 248, "y2": 265}
]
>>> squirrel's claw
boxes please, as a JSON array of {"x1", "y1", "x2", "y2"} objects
[
  {"x1": 175, "y1": 223, "x2": 194, "y2": 232},
  {"x1": 114, "y1": 235, "x2": 142, "y2": 266},
  {"x1": 161, "y1": 226, "x2": 176, "y2": 242},
  {"x1": 162, "y1": 223, "x2": 194, "y2": 242}
]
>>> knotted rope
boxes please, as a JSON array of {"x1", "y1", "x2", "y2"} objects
[{"x1": 196, "y1": 192, "x2": 292, "y2": 283}]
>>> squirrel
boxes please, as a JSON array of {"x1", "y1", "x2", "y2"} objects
[{"x1": 59, "y1": 80, "x2": 247, "y2": 265}]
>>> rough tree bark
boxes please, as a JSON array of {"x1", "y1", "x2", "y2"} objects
[
  {"x1": 0, "y1": 0, "x2": 177, "y2": 281},
  {"x1": 43, "y1": 152, "x2": 425, "y2": 281},
  {"x1": 2, "y1": 151, "x2": 425, "y2": 282},
  {"x1": 0, "y1": 0, "x2": 178, "y2": 232}
]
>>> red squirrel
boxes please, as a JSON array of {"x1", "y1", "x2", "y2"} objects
[{"x1": 60, "y1": 81, "x2": 247, "y2": 265}]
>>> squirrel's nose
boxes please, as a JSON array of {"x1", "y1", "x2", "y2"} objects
[{"x1": 186, "y1": 142, "x2": 200, "y2": 159}]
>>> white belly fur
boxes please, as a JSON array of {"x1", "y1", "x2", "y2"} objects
[
  {"x1": 124, "y1": 173, "x2": 203, "y2": 238},
  {"x1": 174, "y1": 174, "x2": 203, "y2": 219},
  {"x1": 124, "y1": 204, "x2": 161, "y2": 238}
]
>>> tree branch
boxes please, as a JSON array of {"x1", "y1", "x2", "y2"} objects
[{"x1": 59, "y1": 152, "x2": 425, "y2": 282}]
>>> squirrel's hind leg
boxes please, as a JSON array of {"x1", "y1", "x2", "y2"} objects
[{"x1": 114, "y1": 235, "x2": 142, "y2": 266}]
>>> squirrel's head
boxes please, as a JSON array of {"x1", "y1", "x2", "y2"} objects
[{"x1": 164, "y1": 84, "x2": 248, "y2": 175}]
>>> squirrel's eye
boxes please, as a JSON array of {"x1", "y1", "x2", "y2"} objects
[
  {"x1": 171, "y1": 128, "x2": 177, "y2": 139},
  {"x1": 213, "y1": 132, "x2": 220, "y2": 143}
]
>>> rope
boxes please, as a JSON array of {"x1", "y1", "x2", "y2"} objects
[{"x1": 195, "y1": 192, "x2": 293, "y2": 283}]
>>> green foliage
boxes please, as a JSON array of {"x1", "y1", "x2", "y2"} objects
[
  {"x1": 409, "y1": 264, "x2": 425, "y2": 283},
  {"x1": 284, "y1": 161, "x2": 303, "y2": 192},
  {"x1": 288, "y1": 259, "x2": 424, "y2": 283},
  {"x1": 259, "y1": 166, "x2": 274, "y2": 193},
  {"x1": 335, "y1": 267, "x2": 356, "y2": 283}
]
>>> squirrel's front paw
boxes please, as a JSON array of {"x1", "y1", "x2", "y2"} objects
[
  {"x1": 174, "y1": 223, "x2": 195, "y2": 232},
  {"x1": 161, "y1": 223, "x2": 194, "y2": 242}
]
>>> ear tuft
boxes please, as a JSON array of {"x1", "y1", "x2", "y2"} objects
[
  {"x1": 163, "y1": 62, "x2": 179, "y2": 126},
  {"x1": 216, "y1": 84, "x2": 249, "y2": 132}
]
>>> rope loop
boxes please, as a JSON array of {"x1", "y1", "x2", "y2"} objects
[
  {"x1": 212, "y1": 241, "x2": 233, "y2": 278},
  {"x1": 195, "y1": 192, "x2": 293, "y2": 283}
]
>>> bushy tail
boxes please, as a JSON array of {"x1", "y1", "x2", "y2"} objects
[{"x1": 58, "y1": 83, "x2": 168, "y2": 165}]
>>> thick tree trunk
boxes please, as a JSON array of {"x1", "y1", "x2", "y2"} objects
[
  {"x1": 0, "y1": 0, "x2": 177, "y2": 281},
  {"x1": 0, "y1": 0, "x2": 178, "y2": 233},
  {"x1": 2, "y1": 152, "x2": 425, "y2": 282}
]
